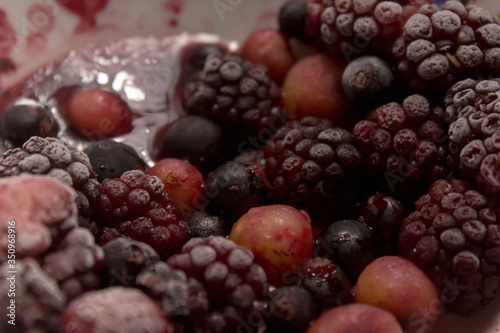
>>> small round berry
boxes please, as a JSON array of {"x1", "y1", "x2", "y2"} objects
[
  {"x1": 278, "y1": 0, "x2": 308, "y2": 39},
  {"x1": 187, "y1": 211, "x2": 229, "y2": 238},
  {"x1": 0, "y1": 101, "x2": 58, "y2": 147},
  {"x1": 66, "y1": 88, "x2": 133, "y2": 140}
]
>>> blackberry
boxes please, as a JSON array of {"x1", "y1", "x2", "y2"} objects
[
  {"x1": 0, "y1": 259, "x2": 66, "y2": 333},
  {"x1": 0, "y1": 136, "x2": 101, "y2": 220},
  {"x1": 96, "y1": 170, "x2": 190, "y2": 258},
  {"x1": 392, "y1": 1, "x2": 500, "y2": 95},
  {"x1": 183, "y1": 51, "x2": 287, "y2": 138},
  {"x1": 0, "y1": 100, "x2": 58, "y2": 147},
  {"x1": 352, "y1": 94, "x2": 450, "y2": 202},
  {"x1": 83, "y1": 139, "x2": 147, "y2": 182},
  {"x1": 444, "y1": 78, "x2": 500, "y2": 194},
  {"x1": 398, "y1": 178, "x2": 500, "y2": 315},
  {"x1": 264, "y1": 116, "x2": 363, "y2": 219},
  {"x1": 166, "y1": 236, "x2": 269, "y2": 333}
]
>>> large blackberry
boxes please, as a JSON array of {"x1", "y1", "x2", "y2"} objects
[
  {"x1": 183, "y1": 51, "x2": 287, "y2": 139},
  {"x1": 0, "y1": 136, "x2": 101, "y2": 220},
  {"x1": 398, "y1": 178, "x2": 500, "y2": 316},
  {"x1": 264, "y1": 116, "x2": 363, "y2": 219},
  {"x1": 352, "y1": 94, "x2": 450, "y2": 202},
  {"x1": 165, "y1": 236, "x2": 269, "y2": 333},
  {"x1": 96, "y1": 170, "x2": 190, "y2": 258},
  {"x1": 445, "y1": 78, "x2": 500, "y2": 194},
  {"x1": 392, "y1": 1, "x2": 500, "y2": 95}
]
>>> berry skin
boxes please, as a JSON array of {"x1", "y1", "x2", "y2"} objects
[
  {"x1": 278, "y1": 0, "x2": 309, "y2": 39},
  {"x1": 355, "y1": 256, "x2": 441, "y2": 333},
  {"x1": 186, "y1": 211, "x2": 229, "y2": 238},
  {"x1": 187, "y1": 43, "x2": 226, "y2": 72},
  {"x1": 166, "y1": 236, "x2": 269, "y2": 333},
  {"x1": 160, "y1": 115, "x2": 225, "y2": 175},
  {"x1": 147, "y1": 158, "x2": 204, "y2": 217},
  {"x1": 96, "y1": 170, "x2": 189, "y2": 258},
  {"x1": 241, "y1": 29, "x2": 294, "y2": 84},
  {"x1": 306, "y1": 303, "x2": 404, "y2": 333},
  {"x1": 342, "y1": 55, "x2": 395, "y2": 104},
  {"x1": 229, "y1": 204, "x2": 315, "y2": 286},
  {"x1": 282, "y1": 54, "x2": 349, "y2": 125},
  {"x1": 264, "y1": 286, "x2": 315, "y2": 333},
  {"x1": 315, "y1": 220, "x2": 381, "y2": 282},
  {"x1": 203, "y1": 160, "x2": 270, "y2": 221},
  {"x1": 66, "y1": 88, "x2": 133, "y2": 140},
  {"x1": 62, "y1": 286, "x2": 175, "y2": 333},
  {"x1": 264, "y1": 116, "x2": 364, "y2": 219},
  {"x1": 0, "y1": 101, "x2": 58, "y2": 147},
  {"x1": 83, "y1": 139, "x2": 146, "y2": 182},
  {"x1": 295, "y1": 257, "x2": 354, "y2": 313},
  {"x1": 398, "y1": 178, "x2": 500, "y2": 316}
]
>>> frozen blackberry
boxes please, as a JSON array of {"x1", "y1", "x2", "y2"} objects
[
  {"x1": 398, "y1": 178, "x2": 500, "y2": 315},
  {"x1": 187, "y1": 211, "x2": 229, "y2": 238},
  {"x1": 183, "y1": 51, "x2": 287, "y2": 139},
  {"x1": 0, "y1": 100, "x2": 58, "y2": 147},
  {"x1": 264, "y1": 116, "x2": 363, "y2": 219},
  {"x1": 352, "y1": 94, "x2": 450, "y2": 202},
  {"x1": 295, "y1": 257, "x2": 354, "y2": 313},
  {"x1": 96, "y1": 170, "x2": 190, "y2": 258},
  {"x1": 84, "y1": 139, "x2": 147, "y2": 182},
  {"x1": 166, "y1": 236, "x2": 269, "y2": 333},
  {"x1": 0, "y1": 136, "x2": 101, "y2": 220},
  {"x1": 0, "y1": 259, "x2": 66, "y2": 333},
  {"x1": 392, "y1": 1, "x2": 500, "y2": 95},
  {"x1": 101, "y1": 238, "x2": 159, "y2": 287},
  {"x1": 203, "y1": 160, "x2": 270, "y2": 221},
  {"x1": 445, "y1": 78, "x2": 500, "y2": 194}
]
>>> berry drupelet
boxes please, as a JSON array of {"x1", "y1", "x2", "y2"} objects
[{"x1": 398, "y1": 178, "x2": 500, "y2": 316}]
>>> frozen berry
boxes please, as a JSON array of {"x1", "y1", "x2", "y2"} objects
[
  {"x1": 0, "y1": 100, "x2": 58, "y2": 147},
  {"x1": 187, "y1": 43, "x2": 226, "y2": 71},
  {"x1": 160, "y1": 115, "x2": 225, "y2": 175},
  {"x1": 62, "y1": 286, "x2": 174, "y2": 333},
  {"x1": 241, "y1": 29, "x2": 294, "y2": 83},
  {"x1": 230, "y1": 204, "x2": 315, "y2": 285},
  {"x1": 307, "y1": 303, "x2": 404, "y2": 333},
  {"x1": 278, "y1": 0, "x2": 308, "y2": 39},
  {"x1": 66, "y1": 87, "x2": 133, "y2": 140},
  {"x1": 84, "y1": 139, "x2": 146, "y2": 182},
  {"x1": 187, "y1": 211, "x2": 229, "y2": 238},
  {"x1": 315, "y1": 220, "x2": 381, "y2": 282},
  {"x1": 147, "y1": 158, "x2": 204, "y2": 217},
  {"x1": 282, "y1": 54, "x2": 349, "y2": 124},
  {"x1": 355, "y1": 256, "x2": 441, "y2": 333},
  {"x1": 342, "y1": 55, "x2": 395, "y2": 104}
]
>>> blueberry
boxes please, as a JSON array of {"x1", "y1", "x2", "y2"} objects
[
  {"x1": 278, "y1": 0, "x2": 308, "y2": 38},
  {"x1": 342, "y1": 56, "x2": 394, "y2": 103},
  {"x1": 83, "y1": 140, "x2": 146, "y2": 181},
  {"x1": 161, "y1": 115, "x2": 225, "y2": 174},
  {"x1": 1, "y1": 101, "x2": 58, "y2": 147},
  {"x1": 186, "y1": 212, "x2": 229, "y2": 238},
  {"x1": 316, "y1": 220, "x2": 381, "y2": 282}
]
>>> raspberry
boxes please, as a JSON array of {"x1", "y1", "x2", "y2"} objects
[
  {"x1": 183, "y1": 51, "x2": 287, "y2": 139},
  {"x1": 0, "y1": 136, "x2": 101, "y2": 220},
  {"x1": 96, "y1": 170, "x2": 189, "y2": 258},
  {"x1": 397, "y1": 178, "x2": 500, "y2": 315},
  {"x1": 264, "y1": 116, "x2": 363, "y2": 218},
  {"x1": 445, "y1": 78, "x2": 500, "y2": 194},
  {"x1": 392, "y1": 1, "x2": 500, "y2": 95},
  {"x1": 352, "y1": 94, "x2": 450, "y2": 202},
  {"x1": 166, "y1": 236, "x2": 269, "y2": 333}
]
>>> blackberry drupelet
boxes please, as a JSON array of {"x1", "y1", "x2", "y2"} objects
[
  {"x1": 445, "y1": 78, "x2": 500, "y2": 194},
  {"x1": 183, "y1": 51, "x2": 287, "y2": 139},
  {"x1": 392, "y1": 1, "x2": 500, "y2": 95},
  {"x1": 166, "y1": 236, "x2": 269, "y2": 333},
  {"x1": 96, "y1": 170, "x2": 190, "y2": 258},
  {"x1": 264, "y1": 116, "x2": 363, "y2": 219},
  {"x1": 398, "y1": 178, "x2": 500, "y2": 315},
  {"x1": 352, "y1": 94, "x2": 450, "y2": 202}
]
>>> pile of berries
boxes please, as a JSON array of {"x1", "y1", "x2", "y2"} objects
[{"x1": 2, "y1": 0, "x2": 500, "y2": 332}]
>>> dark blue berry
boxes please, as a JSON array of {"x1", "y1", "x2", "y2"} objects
[
  {"x1": 161, "y1": 115, "x2": 225, "y2": 175},
  {"x1": 316, "y1": 220, "x2": 380, "y2": 282},
  {"x1": 342, "y1": 56, "x2": 394, "y2": 103},
  {"x1": 84, "y1": 140, "x2": 146, "y2": 182},
  {"x1": 1, "y1": 101, "x2": 58, "y2": 147},
  {"x1": 186, "y1": 211, "x2": 229, "y2": 238},
  {"x1": 278, "y1": 0, "x2": 308, "y2": 38}
]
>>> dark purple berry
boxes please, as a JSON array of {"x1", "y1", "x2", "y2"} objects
[
  {"x1": 188, "y1": 43, "x2": 226, "y2": 71},
  {"x1": 187, "y1": 212, "x2": 229, "y2": 238},
  {"x1": 278, "y1": 0, "x2": 308, "y2": 39}
]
